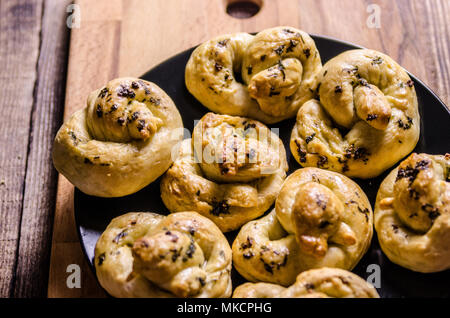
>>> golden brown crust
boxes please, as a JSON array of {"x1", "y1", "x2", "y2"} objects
[
  {"x1": 375, "y1": 153, "x2": 450, "y2": 272},
  {"x1": 232, "y1": 282, "x2": 286, "y2": 298},
  {"x1": 52, "y1": 78, "x2": 184, "y2": 197},
  {"x1": 185, "y1": 27, "x2": 322, "y2": 124},
  {"x1": 232, "y1": 168, "x2": 373, "y2": 285},
  {"x1": 160, "y1": 113, "x2": 288, "y2": 232},
  {"x1": 94, "y1": 212, "x2": 232, "y2": 298},
  {"x1": 290, "y1": 49, "x2": 420, "y2": 178},
  {"x1": 233, "y1": 268, "x2": 379, "y2": 298}
]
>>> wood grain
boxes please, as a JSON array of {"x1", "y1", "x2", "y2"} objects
[
  {"x1": 0, "y1": 0, "x2": 44, "y2": 297},
  {"x1": 421, "y1": 0, "x2": 450, "y2": 104},
  {"x1": 45, "y1": 0, "x2": 448, "y2": 297},
  {"x1": 12, "y1": 0, "x2": 71, "y2": 297},
  {"x1": 48, "y1": 0, "x2": 122, "y2": 298}
]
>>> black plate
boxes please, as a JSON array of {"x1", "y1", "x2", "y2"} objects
[{"x1": 75, "y1": 35, "x2": 450, "y2": 298}]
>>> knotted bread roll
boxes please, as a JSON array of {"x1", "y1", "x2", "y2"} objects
[
  {"x1": 375, "y1": 153, "x2": 450, "y2": 273},
  {"x1": 233, "y1": 267, "x2": 379, "y2": 298},
  {"x1": 290, "y1": 49, "x2": 420, "y2": 178},
  {"x1": 52, "y1": 78, "x2": 183, "y2": 197},
  {"x1": 94, "y1": 212, "x2": 232, "y2": 298},
  {"x1": 232, "y1": 168, "x2": 373, "y2": 285},
  {"x1": 160, "y1": 112, "x2": 288, "y2": 232},
  {"x1": 185, "y1": 27, "x2": 322, "y2": 123}
]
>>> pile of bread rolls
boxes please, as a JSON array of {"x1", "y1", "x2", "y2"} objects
[{"x1": 53, "y1": 27, "x2": 449, "y2": 298}]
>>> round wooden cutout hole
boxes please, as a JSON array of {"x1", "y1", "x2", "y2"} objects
[{"x1": 226, "y1": 0, "x2": 262, "y2": 19}]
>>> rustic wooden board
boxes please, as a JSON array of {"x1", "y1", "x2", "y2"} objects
[
  {"x1": 0, "y1": 0, "x2": 44, "y2": 297},
  {"x1": 48, "y1": 0, "x2": 449, "y2": 297},
  {"x1": 0, "y1": 0, "x2": 71, "y2": 297},
  {"x1": 13, "y1": 0, "x2": 71, "y2": 297}
]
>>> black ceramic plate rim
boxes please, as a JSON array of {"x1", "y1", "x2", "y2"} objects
[{"x1": 75, "y1": 33, "x2": 450, "y2": 297}]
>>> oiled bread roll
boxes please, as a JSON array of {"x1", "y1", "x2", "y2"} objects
[
  {"x1": 185, "y1": 27, "x2": 322, "y2": 123},
  {"x1": 232, "y1": 168, "x2": 373, "y2": 285},
  {"x1": 290, "y1": 49, "x2": 420, "y2": 178},
  {"x1": 160, "y1": 112, "x2": 288, "y2": 232},
  {"x1": 52, "y1": 78, "x2": 183, "y2": 197},
  {"x1": 233, "y1": 268, "x2": 379, "y2": 298},
  {"x1": 94, "y1": 212, "x2": 232, "y2": 298},
  {"x1": 375, "y1": 153, "x2": 450, "y2": 273}
]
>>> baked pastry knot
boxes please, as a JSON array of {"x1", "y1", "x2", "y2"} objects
[
  {"x1": 290, "y1": 49, "x2": 420, "y2": 178},
  {"x1": 185, "y1": 26, "x2": 322, "y2": 123},
  {"x1": 375, "y1": 153, "x2": 450, "y2": 273},
  {"x1": 160, "y1": 112, "x2": 288, "y2": 232},
  {"x1": 52, "y1": 78, "x2": 183, "y2": 197},
  {"x1": 232, "y1": 168, "x2": 373, "y2": 285},
  {"x1": 94, "y1": 212, "x2": 232, "y2": 297},
  {"x1": 233, "y1": 268, "x2": 379, "y2": 298}
]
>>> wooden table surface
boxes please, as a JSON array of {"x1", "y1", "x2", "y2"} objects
[{"x1": 0, "y1": 0, "x2": 448, "y2": 298}]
